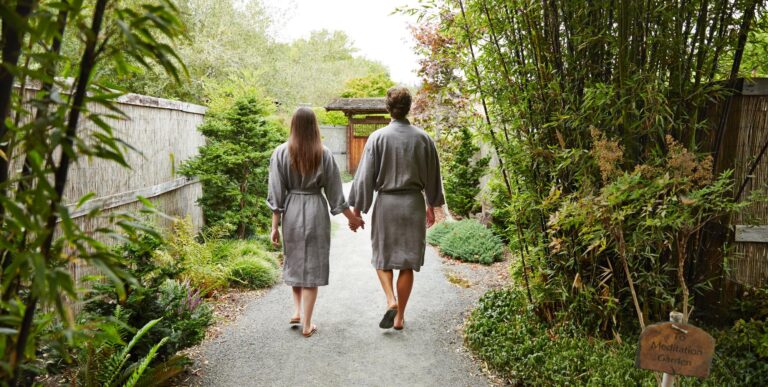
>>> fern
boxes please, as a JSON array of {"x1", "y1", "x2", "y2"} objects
[
  {"x1": 102, "y1": 318, "x2": 163, "y2": 387},
  {"x1": 134, "y1": 355, "x2": 189, "y2": 387},
  {"x1": 123, "y1": 337, "x2": 169, "y2": 387}
]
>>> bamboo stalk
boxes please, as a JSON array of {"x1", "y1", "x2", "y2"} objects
[
  {"x1": 13, "y1": 0, "x2": 109, "y2": 382},
  {"x1": 456, "y1": 0, "x2": 514, "y2": 198},
  {"x1": 0, "y1": 0, "x2": 38, "y2": 216}
]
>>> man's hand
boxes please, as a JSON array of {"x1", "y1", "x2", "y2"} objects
[
  {"x1": 348, "y1": 216, "x2": 365, "y2": 232},
  {"x1": 426, "y1": 206, "x2": 436, "y2": 228},
  {"x1": 271, "y1": 228, "x2": 281, "y2": 247}
]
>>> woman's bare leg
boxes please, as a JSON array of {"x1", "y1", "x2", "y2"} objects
[
  {"x1": 302, "y1": 287, "x2": 318, "y2": 334},
  {"x1": 395, "y1": 269, "x2": 414, "y2": 328},
  {"x1": 291, "y1": 286, "x2": 302, "y2": 321},
  {"x1": 376, "y1": 269, "x2": 397, "y2": 308}
]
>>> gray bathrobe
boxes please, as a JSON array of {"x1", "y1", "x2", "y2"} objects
[
  {"x1": 267, "y1": 144, "x2": 348, "y2": 287},
  {"x1": 348, "y1": 119, "x2": 445, "y2": 271}
]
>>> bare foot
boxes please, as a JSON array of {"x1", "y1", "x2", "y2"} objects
[
  {"x1": 303, "y1": 324, "x2": 317, "y2": 337},
  {"x1": 394, "y1": 313, "x2": 404, "y2": 330}
]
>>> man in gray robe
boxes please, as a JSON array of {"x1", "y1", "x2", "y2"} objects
[{"x1": 348, "y1": 86, "x2": 445, "y2": 330}]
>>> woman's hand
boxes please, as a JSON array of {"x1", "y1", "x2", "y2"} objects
[
  {"x1": 271, "y1": 212, "x2": 281, "y2": 247},
  {"x1": 271, "y1": 227, "x2": 281, "y2": 247}
]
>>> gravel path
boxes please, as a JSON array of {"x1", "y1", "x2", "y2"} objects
[{"x1": 193, "y1": 184, "x2": 491, "y2": 387}]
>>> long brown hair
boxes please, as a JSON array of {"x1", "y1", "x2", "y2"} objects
[{"x1": 288, "y1": 107, "x2": 323, "y2": 176}]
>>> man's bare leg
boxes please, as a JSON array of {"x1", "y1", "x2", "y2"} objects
[
  {"x1": 394, "y1": 269, "x2": 414, "y2": 329},
  {"x1": 376, "y1": 269, "x2": 397, "y2": 308}
]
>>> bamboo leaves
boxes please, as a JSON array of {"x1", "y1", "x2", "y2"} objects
[
  {"x1": 0, "y1": 0, "x2": 186, "y2": 382},
  {"x1": 408, "y1": 0, "x2": 766, "y2": 334}
]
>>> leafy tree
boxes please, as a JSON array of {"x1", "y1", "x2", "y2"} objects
[
  {"x1": 181, "y1": 97, "x2": 286, "y2": 239},
  {"x1": 268, "y1": 30, "x2": 389, "y2": 109},
  {"x1": 80, "y1": 1, "x2": 391, "y2": 112},
  {"x1": 741, "y1": 12, "x2": 768, "y2": 76},
  {"x1": 340, "y1": 72, "x2": 395, "y2": 97},
  {"x1": 313, "y1": 107, "x2": 348, "y2": 126},
  {"x1": 443, "y1": 127, "x2": 489, "y2": 217}
]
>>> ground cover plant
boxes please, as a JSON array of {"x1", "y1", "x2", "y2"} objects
[
  {"x1": 427, "y1": 220, "x2": 504, "y2": 264},
  {"x1": 466, "y1": 288, "x2": 768, "y2": 386}
]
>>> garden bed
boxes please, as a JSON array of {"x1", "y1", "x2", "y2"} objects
[{"x1": 173, "y1": 287, "x2": 273, "y2": 386}]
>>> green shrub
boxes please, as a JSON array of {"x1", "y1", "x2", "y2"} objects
[
  {"x1": 465, "y1": 289, "x2": 652, "y2": 385},
  {"x1": 160, "y1": 218, "x2": 230, "y2": 294},
  {"x1": 340, "y1": 72, "x2": 395, "y2": 98},
  {"x1": 178, "y1": 260, "x2": 230, "y2": 294},
  {"x1": 180, "y1": 96, "x2": 286, "y2": 238},
  {"x1": 443, "y1": 127, "x2": 489, "y2": 217},
  {"x1": 426, "y1": 221, "x2": 453, "y2": 245},
  {"x1": 85, "y1": 278, "x2": 213, "y2": 364},
  {"x1": 228, "y1": 257, "x2": 279, "y2": 288},
  {"x1": 466, "y1": 288, "x2": 768, "y2": 386},
  {"x1": 709, "y1": 318, "x2": 768, "y2": 385},
  {"x1": 151, "y1": 219, "x2": 282, "y2": 293},
  {"x1": 221, "y1": 239, "x2": 280, "y2": 288},
  {"x1": 429, "y1": 220, "x2": 504, "y2": 264}
]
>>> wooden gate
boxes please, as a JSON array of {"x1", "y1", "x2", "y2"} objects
[
  {"x1": 324, "y1": 98, "x2": 389, "y2": 174},
  {"x1": 348, "y1": 116, "x2": 389, "y2": 174}
]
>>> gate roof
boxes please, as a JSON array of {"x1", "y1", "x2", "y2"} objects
[{"x1": 324, "y1": 98, "x2": 387, "y2": 115}]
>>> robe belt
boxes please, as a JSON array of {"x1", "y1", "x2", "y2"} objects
[
  {"x1": 378, "y1": 188, "x2": 422, "y2": 195},
  {"x1": 289, "y1": 188, "x2": 322, "y2": 195}
]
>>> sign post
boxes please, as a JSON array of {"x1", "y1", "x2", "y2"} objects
[
  {"x1": 661, "y1": 312, "x2": 684, "y2": 387},
  {"x1": 636, "y1": 311, "x2": 715, "y2": 386}
]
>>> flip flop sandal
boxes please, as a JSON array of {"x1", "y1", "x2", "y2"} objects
[
  {"x1": 394, "y1": 321, "x2": 405, "y2": 331},
  {"x1": 303, "y1": 325, "x2": 317, "y2": 338},
  {"x1": 379, "y1": 307, "x2": 398, "y2": 329},
  {"x1": 289, "y1": 317, "x2": 301, "y2": 325}
]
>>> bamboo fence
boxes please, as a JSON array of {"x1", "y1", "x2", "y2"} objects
[{"x1": 10, "y1": 84, "x2": 206, "y2": 284}]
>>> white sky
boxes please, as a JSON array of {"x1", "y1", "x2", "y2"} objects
[{"x1": 260, "y1": 0, "x2": 421, "y2": 85}]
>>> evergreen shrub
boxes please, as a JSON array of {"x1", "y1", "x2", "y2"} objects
[
  {"x1": 443, "y1": 127, "x2": 489, "y2": 217},
  {"x1": 180, "y1": 96, "x2": 286, "y2": 238}
]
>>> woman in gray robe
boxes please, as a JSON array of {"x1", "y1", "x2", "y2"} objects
[
  {"x1": 348, "y1": 86, "x2": 445, "y2": 330},
  {"x1": 268, "y1": 107, "x2": 364, "y2": 337}
]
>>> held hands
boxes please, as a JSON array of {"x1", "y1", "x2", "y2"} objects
[
  {"x1": 345, "y1": 208, "x2": 365, "y2": 232},
  {"x1": 348, "y1": 215, "x2": 365, "y2": 232}
]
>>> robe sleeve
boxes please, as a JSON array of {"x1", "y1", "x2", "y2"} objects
[
  {"x1": 348, "y1": 139, "x2": 377, "y2": 214},
  {"x1": 425, "y1": 137, "x2": 445, "y2": 207},
  {"x1": 323, "y1": 150, "x2": 349, "y2": 215},
  {"x1": 266, "y1": 149, "x2": 287, "y2": 213}
]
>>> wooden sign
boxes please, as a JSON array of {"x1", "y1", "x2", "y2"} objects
[
  {"x1": 734, "y1": 225, "x2": 768, "y2": 243},
  {"x1": 636, "y1": 322, "x2": 715, "y2": 378}
]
